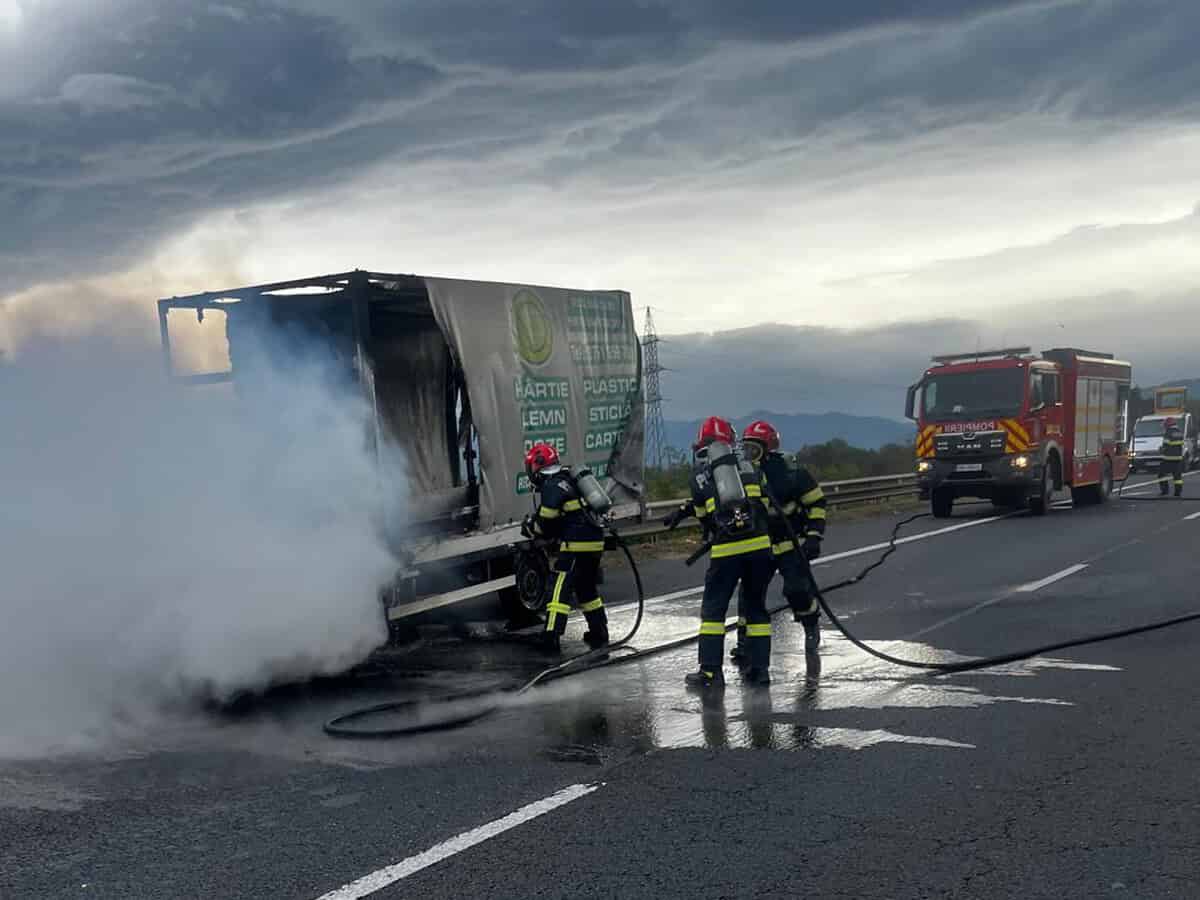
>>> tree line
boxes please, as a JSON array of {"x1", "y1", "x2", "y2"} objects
[{"x1": 643, "y1": 438, "x2": 915, "y2": 501}]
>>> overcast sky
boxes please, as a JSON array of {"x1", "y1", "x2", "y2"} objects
[{"x1": 2, "y1": 0, "x2": 1198, "y2": 417}]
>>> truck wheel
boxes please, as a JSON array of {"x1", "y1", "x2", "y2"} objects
[
  {"x1": 1029, "y1": 464, "x2": 1053, "y2": 516},
  {"x1": 931, "y1": 489, "x2": 954, "y2": 519},
  {"x1": 1095, "y1": 457, "x2": 1113, "y2": 504},
  {"x1": 500, "y1": 548, "x2": 550, "y2": 626}
]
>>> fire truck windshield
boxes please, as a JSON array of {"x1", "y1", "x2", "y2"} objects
[
  {"x1": 922, "y1": 368, "x2": 1025, "y2": 421},
  {"x1": 1134, "y1": 419, "x2": 1165, "y2": 437}
]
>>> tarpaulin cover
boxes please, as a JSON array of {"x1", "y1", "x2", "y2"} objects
[{"x1": 424, "y1": 278, "x2": 644, "y2": 530}]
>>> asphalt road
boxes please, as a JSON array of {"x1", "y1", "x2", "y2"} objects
[{"x1": 4, "y1": 475, "x2": 1200, "y2": 899}]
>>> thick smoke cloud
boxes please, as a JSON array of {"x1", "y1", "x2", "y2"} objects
[{"x1": 0, "y1": 304, "x2": 400, "y2": 758}]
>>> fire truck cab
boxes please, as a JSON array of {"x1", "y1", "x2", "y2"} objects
[{"x1": 905, "y1": 347, "x2": 1133, "y2": 519}]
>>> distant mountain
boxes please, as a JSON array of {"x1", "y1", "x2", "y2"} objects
[{"x1": 663, "y1": 410, "x2": 913, "y2": 455}]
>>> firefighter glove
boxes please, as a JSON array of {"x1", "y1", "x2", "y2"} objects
[
  {"x1": 520, "y1": 514, "x2": 536, "y2": 539},
  {"x1": 803, "y1": 535, "x2": 822, "y2": 560},
  {"x1": 662, "y1": 506, "x2": 687, "y2": 531}
]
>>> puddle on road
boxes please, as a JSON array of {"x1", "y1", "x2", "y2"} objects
[
  {"x1": 0, "y1": 601, "x2": 1124, "y2": 769},
  {"x1": 516, "y1": 611, "x2": 1122, "y2": 756}
]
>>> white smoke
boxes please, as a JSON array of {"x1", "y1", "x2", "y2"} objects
[{"x1": 0, "y1": 304, "x2": 401, "y2": 757}]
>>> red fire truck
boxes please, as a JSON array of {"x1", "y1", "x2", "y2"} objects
[{"x1": 905, "y1": 347, "x2": 1133, "y2": 518}]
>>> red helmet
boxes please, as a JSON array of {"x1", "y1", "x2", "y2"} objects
[
  {"x1": 524, "y1": 442, "x2": 560, "y2": 482},
  {"x1": 742, "y1": 420, "x2": 781, "y2": 453},
  {"x1": 694, "y1": 415, "x2": 735, "y2": 450}
]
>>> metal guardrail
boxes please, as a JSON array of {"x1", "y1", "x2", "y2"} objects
[{"x1": 625, "y1": 472, "x2": 919, "y2": 538}]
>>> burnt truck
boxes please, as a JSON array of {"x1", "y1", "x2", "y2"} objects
[{"x1": 156, "y1": 270, "x2": 646, "y2": 630}]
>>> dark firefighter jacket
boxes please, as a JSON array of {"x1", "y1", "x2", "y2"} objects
[
  {"x1": 677, "y1": 458, "x2": 771, "y2": 558},
  {"x1": 532, "y1": 468, "x2": 605, "y2": 553},
  {"x1": 1162, "y1": 424, "x2": 1185, "y2": 461},
  {"x1": 758, "y1": 453, "x2": 828, "y2": 556}
]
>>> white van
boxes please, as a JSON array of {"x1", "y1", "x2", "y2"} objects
[{"x1": 1130, "y1": 413, "x2": 1197, "y2": 474}]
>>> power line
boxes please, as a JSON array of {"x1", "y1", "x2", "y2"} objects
[{"x1": 641, "y1": 307, "x2": 669, "y2": 469}]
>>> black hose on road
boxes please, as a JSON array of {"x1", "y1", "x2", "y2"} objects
[
  {"x1": 323, "y1": 529, "x2": 646, "y2": 738},
  {"x1": 763, "y1": 482, "x2": 1200, "y2": 676},
  {"x1": 326, "y1": 482, "x2": 1200, "y2": 737}
]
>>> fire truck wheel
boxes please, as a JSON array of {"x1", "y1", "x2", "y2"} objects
[
  {"x1": 1097, "y1": 457, "x2": 1113, "y2": 503},
  {"x1": 1029, "y1": 464, "x2": 1053, "y2": 516},
  {"x1": 931, "y1": 488, "x2": 954, "y2": 519}
]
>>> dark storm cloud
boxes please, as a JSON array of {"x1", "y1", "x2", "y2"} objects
[
  {"x1": 2, "y1": 0, "x2": 1198, "y2": 294},
  {"x1": 659, "y1": 289, "x2": 1200, "y2": 422}
]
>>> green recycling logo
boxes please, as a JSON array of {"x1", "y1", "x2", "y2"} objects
[{"x1": 511, "y1": 289, "x2": 554, "y2": 367}]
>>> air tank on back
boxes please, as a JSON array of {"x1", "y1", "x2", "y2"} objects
[
  {"x1": 705, "y1": 440, "x2": 747, "y2": 510},
  {"x1": 574, "y1": 468, "x2": 614, "y2": 517}
]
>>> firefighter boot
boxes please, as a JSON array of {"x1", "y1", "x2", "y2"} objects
[
  {"x1": 742, "y1": 667, "x2": 771, "y2": 687},
  {"x1": 684, "y1": 669, "x2": 725, "y2": 691},
  {"x1": 582, "y1": 607, "x2": 610, "y2": 651},
  {"x1": 799, "y1": 613, "x2": 821, "y2": 654},
  {"x1": 1160, "y1": 477, "x2": 1170, "y2": 496},
  {"x1": 730, "y1": 619, "x2": 749, "y2": 667},
  {"x1": 536, "y1": 631, "x2": 562, "y2": 655}
]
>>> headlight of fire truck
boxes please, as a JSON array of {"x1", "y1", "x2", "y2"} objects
[
  {"x1": 1010, "y1": 454, "x2": 1030, "y2": 469},
  {"x1": 917, "y1": 460, "x2": 933, "y2": 473}
]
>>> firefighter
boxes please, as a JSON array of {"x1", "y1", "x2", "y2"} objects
[
  {"x1": 1160, "y1": 417, "x2": 1185, "y2": 497},
  {"x1": 734, "y1": 419, "x2": 827, "y2": 661},
  {"x1": 522, "y1": 442, "x2": 610, "y2": 654},
  {"x1": 663, "y1": 416, "x2": 774, "y2": 689}
]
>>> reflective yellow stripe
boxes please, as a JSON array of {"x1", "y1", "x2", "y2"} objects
[
  {"x1": 695, "y1": 506, "x2": 709, "y2": 518},
  {"x1": 745, "y1": 623, "x2": 772, "y2": 638},
  {"x1": 771, "y1": 541, "x2": 795, "y2": 555},
  {"x1": 538, "y1": 506, "x2": 560, "y2": 519},
  {"x1": 704, "y1": 497, "x2": 717, "y2": 513},
  {"x1": 781, "y1": 501, "x2": 799, "y2": 515},
  {"x1": 710, "y1": 535, "x2": 771, "y2": 558},
  {"x1": 546, "y1": 574, "x2": 569, "y2": 631},
  {"x1": 806, "y1": 531, "x2": 823, "y2": 539},
  {"x1": 561, "y1": 541, "x2": 604, "y2": 553},
  {"x1": 580, "y1": 598, "x2": 604, "y2": 613},
  {"x1": 563, "y1": 499, "x2": 583, "y2": 511},
  {"x1": 698, "y1": 621, "x2": 726, "y2": 636},
  {"x1": 800, "y1": 487, "x2": 825, "y2": 505},
  {"x1": 807, "y1": 507, "x2": 827, "y2": 520},
  {"x1": 745, "y1": 484, "x2": 762, "y2": 498}
]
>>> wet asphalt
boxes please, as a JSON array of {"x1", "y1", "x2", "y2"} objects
[{"x1": 3, "y1": 475, "x2": 1200, "y2": 899}]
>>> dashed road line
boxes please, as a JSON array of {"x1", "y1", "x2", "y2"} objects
[
  {"x1": 315, "y1": 783, "x2": 602, "y2": 900},
  {"x1": 1015, "y1": 563, "x2": 1090, "y2": 593},
  {"x1": 638, "y1": 513, "x2": 1011, "y2": 609}
]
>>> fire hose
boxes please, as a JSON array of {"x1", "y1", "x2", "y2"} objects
[
  {"x1": 323, "y1": 527, "x2": 646, "y2": 738},
  {"x1": 324, "y1": 475, "x2": 1200, "y2": 737}
]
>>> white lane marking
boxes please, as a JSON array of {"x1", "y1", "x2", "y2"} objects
[
  {"x1": 1118, "y1": 470, "x2": 1200, "y2": 499},
  {"x1": 1015, "y1": 563, "x2": 1089, "y2": 593},
  {"x1": 638, "y1": 514, "x2": 1011, "y2": 608},
  {"x1": 315, "y1": 783, "x2": 602, "y2": 900},
  {"x1": 1186, "y1": 511, "x2": 1200, "y2": 521}
]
